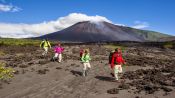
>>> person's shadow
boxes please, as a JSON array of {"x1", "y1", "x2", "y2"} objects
[
  {"x1": 70, "y1": 70, "x2": 82, "y2": 76},
  {"x1": 95, "y1": 76, "x2": 114, "y2": 82}
]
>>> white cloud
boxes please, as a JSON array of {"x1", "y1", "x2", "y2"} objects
[
  {"x1": 0, "y1": 3, "x2": 21, "y2": 12},
  {"x1": 132, "y1": 21, "x2": 149, "y2": 29},
  {"x1": 115, "y1": 23, "x2": 125, "y2": 26},
  {"x1": 0, "y1": 13, "x2": 113, "y2": 38}
]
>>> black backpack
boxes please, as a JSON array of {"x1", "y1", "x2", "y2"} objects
[
  {"x1": 109, "y1": 52, "x2": 114, "y2": 64},
  {"x1": 41, "y1": 41, "x2": 45, "y2": 48}
]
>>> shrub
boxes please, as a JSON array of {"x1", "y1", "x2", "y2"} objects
[
  {"x1": 0, "y1": 63, "x2": 15, "y2": 81},
  {"x1": 0, "y1": 38, "x2": 41, "y2": 46},
  {"x1": 104, "y1": 44, "x2": 126, "y2": 52},
  {"x1": 163, "y1": 42, "x2": 173, "y2": 49}
]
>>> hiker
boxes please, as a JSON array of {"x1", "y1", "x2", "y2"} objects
[
  {"x1": 40, "y1": 39, "x2": 51, "y2": 56},
  {"x1": 80, "y1": 49, "x2": 84, "y2": 60},
  {"x1": 110, "y1": 48, "x2": 126, "y2": 81},
  {"x1": 81, "y1": 49, "x2": 91, "y2": 77},
  {"x1": 53, "y1": 43, "x2": 64, "y2": 62}
]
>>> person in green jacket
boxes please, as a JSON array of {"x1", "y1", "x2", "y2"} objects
[
  {"x1": 40, "y1": 39, "x2": 51, "y2": 56},
  {"x1": 81, "y1": 49, "x2": 91, "y2": 77}
]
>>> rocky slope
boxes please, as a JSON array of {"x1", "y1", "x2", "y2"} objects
[{"x1": 37, "y1": 21, "x2": 171, "y2": 42}]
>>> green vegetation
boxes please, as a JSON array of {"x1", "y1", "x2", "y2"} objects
[
  {"x1": 0, "y1": 38, "x2": 42, "y2": 46},
  {"x1": 0, "y1": 38, "x2": 59, "y2": 46},
  {"x1": 122, "y1": 27, "x2": 171, "y2": 41},
  {"x1": 163, "y1": 42, "x2": 175, "y2": 49},
  {"x1": 104, "y1": 44, "x2": 126, "y2": 52},
  {"x1": 0, "y1": 51, "x2": 5, "y2": 56},
  {"x1": 0, "y1": 63, "x2": 15, "y2": 81},
  {"x1": 134, "y1": 30, "x2": 170, "y2": 41}
]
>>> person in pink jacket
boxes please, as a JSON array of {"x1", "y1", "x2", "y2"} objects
[{"x1": 53, "y1": 43, "x2": 64, "y2": 62}]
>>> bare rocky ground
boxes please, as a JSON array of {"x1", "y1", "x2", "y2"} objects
[{"x1": 0, "y1": 44, "x2": 175, "y2": 98}]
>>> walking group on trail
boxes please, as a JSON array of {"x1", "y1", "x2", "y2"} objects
[{"x1": 40, "y1": 39, "x2": 126, "y2": 81}]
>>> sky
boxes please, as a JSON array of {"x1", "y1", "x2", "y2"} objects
[{"x1": 0, "y1": 0, "x2": 175, "y2": 38}]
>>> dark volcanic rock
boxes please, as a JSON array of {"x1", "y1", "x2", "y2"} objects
[
  {"x1": 19, "y1": 64, "x2": 28, "y2": 68},
  {"x1": 123, "y1": 65, "x2": 175, "y2": 94},
  {"x1": 143, "y1": 84, "x2": 159, "y2": 94},
  {"x1": 118, "y1": 83, "x2": 130, "y2": 90},
  {"x1": 56, "y1": 67, "x2": 62, "y2": 70},
  {"x1": 37, "y1": 69, "x2": 49, "y2": 74},
  {"x1": 161, "y1": 86, "x2": 173, "y2": 92},
  {"x1": 107, "y1": 88, "x2": 119, "y2": 94}
]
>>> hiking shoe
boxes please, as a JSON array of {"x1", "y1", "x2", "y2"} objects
[
  {"x1": 110, "y1": 73, "x2": 115, "y2": 77},
  {"x1": 112, "y1": 79, "x2": 119, "y2": 82}
]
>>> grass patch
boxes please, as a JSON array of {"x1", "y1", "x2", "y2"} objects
[
  {"x1": 0, "y1": 51, "x2": 5, "y2": 56},
  {"x1": 0, "y1": 38, "x2": 58, "y2": 47},
  {"x1": 104, "y1": 44, "x2": 126, "y2": 52},
  {"x1": 163, "y1": 42, "x2": 174, "y2": 49},
  {"x1": 0, "y1": 38, "x2": 42, "y2": 46}
]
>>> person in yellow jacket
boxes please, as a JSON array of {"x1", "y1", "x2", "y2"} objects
[{"x1": 40, "y1": 39, "x2": 51, "y2": 56}]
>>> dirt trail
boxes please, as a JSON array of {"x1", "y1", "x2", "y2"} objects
[{"x1": 0, "y1": 45, "x2": 175, "y2": 98}]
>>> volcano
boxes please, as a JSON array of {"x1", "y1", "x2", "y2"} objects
[{"x1": 37, "y1": 21, "x2": 171, "y2": 42}]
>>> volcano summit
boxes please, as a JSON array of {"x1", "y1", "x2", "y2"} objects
[{"x1": 37, "y1": 21, "x2": 170, "y2": 42}]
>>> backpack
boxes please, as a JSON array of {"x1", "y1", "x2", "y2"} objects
[
  {"x1": 41, "y1": 41, "x2": 45, "y2": 48},
  {"x1": 41, "y1": 41, "x2": 49, "y2": 48},
  {"x1": 80, "y1": 51, "x2": 83, "y2": 58},
  {"x1": 109, "y1": 51, "x2": 114, "y2": 64},
  {"x1": 79, "y1": 49, "x2": 84, "y2": 60}
]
